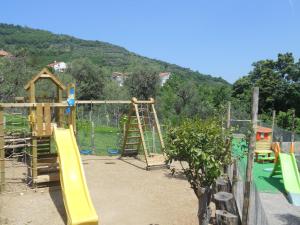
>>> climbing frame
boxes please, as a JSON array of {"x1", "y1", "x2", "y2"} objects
[{"x1": 122, "y1": 98, "x2": 166, "y2": 169}]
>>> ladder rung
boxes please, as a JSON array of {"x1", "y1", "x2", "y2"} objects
[
  {"x1": 127, "y1": 136, "x2": 141, "y2": 139},
  {"x1": 126, "y1": 142, "x2": 140, "y2": 145},
  {"x1": 37, "y1": 143, "x2": 50, "y2": 146},
  {"x1": 124, "y1": 149, "x2": 138, "y2": 152}
]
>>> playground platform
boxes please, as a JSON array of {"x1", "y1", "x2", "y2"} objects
[
  {"x1": 232, "y1": 138, "x2": 300, "y2": 225},
  {"x1": 0, "y1": 156, "x2": 198, "y2": 225}
]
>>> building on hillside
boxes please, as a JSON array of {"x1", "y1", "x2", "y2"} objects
[
  {"x1": 112, "y1": 72, "x2": 127, "y2": 87},
  {"x1": 159, "y1": 72, "x2": 171, "y2": 86},
  {"x1": 48, "y1": 61, "x2": 67, "y2": 72},
  {"x1": 0, "y1": 50, "x2": 12, "y2": 58}
]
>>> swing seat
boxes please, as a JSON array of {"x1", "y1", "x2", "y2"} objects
[
  {"x1": 80, "y1": 149, "x2": 93, "y2": 155},
  {"x1": 107, "y1": 148, "x2": 120, "y2": 155}
]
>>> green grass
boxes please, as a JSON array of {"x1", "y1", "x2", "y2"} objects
[
  {"x1": 2, "y1": 116, "x2": 163, "y2": 156},
  {"x1": 232, "y1": 138, "x2": 285, "y2": 193}
]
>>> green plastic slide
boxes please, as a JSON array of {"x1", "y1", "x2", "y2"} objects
[{"x1": 271, "y1": 153, "x2": 300, "y2": 206}]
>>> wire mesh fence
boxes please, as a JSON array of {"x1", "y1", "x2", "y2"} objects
[
  {"x1": 76, "y1": 103, "x2": 129, "y2": 155},
  {"x1": 1, "y1": 108, "x2": 32, "y2": 193}
]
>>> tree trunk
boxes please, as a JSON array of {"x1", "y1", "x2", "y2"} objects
[{"x1": 197, "y1": 186, "x2": 212, "y2": 225}]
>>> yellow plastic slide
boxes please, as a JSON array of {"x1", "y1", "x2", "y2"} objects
[{"x1": 54, "y1": 125, "x2": 98, "y2": 225}]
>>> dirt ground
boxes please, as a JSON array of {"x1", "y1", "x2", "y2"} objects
[{"x1": 0, "y1": 156, "x2": 198, "y2": 225}]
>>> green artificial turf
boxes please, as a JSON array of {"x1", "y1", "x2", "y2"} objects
[{"x1": 232, "y1": 138, "x2": 285, "y2": 193}]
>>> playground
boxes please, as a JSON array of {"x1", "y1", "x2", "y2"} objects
[
  {"x1": 0, "y1": 156, "x2": 198, "y2": 225},
  {"x1": 1, "y1": 68, "x2": 300, "y2": 225}
]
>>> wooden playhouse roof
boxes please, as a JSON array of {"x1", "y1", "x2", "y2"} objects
[
  {"x1": 257, "y1": 126, "x2": 272, "y2": 133},
  {"x1": 24, "y1": 68, "x2": 66, "y2": 90}
]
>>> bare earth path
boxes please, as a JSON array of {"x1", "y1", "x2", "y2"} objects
[{"x1": 0, "y1": 156, "x2": 198, "y2": 225}]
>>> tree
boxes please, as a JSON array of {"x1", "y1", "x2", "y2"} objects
[
  {"x1": 165, "y1": 119, "x2": 231, "y2": 225},
  {"x1": 232, "y1": 53, "x2": 300, "y2": 116},
  {"x1": 69, "y1": 58, "x2": 107, "y2": 100},
  {"x1": 124, "y1": 69, "x2": 160, "y2": 99},
  {"x1": 0, "y1": 57, "x2": 34, "y2": 102}
]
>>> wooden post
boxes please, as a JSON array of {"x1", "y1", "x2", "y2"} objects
[
  {"x1": 70, "y1": 84, "x2": 76, "y2": 133},
  {"x1": 57, "y1": 87, "x2": 63, "y2": 127},
  {"x1": 227, "y1": 102, "x2": 231, "y2": 129},
  {"x1": 216, "y1": 210, "x2": 238, "y2": 225},
  {"x1": 150, "y1": 98, "x2": 165, "y2": 151},
  {"x1": 133, "y1": 102, "x2": 149, "y2": 166},
  {"x1": 241, "y1": 87, "x2": 259, "y2": 225},
  {"x1": 32, "y1": 137, "x2": 37, "y2": 185},
  {"x1": 291, "y1": 109, "x2": 295, "y2": 143},
  {"x1": 91, "y1": 121, "x2": 95, "y2": 152},
  {"x1": 271, "y1": 110, "x2": 276, "y2": 142},
  {"x1": 0, "y1": 107, "x2": 5, "y2": 192}
]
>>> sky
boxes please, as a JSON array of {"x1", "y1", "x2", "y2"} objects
[{"x1": 0, "y1": 0, "x2": 300, "y2": 83}]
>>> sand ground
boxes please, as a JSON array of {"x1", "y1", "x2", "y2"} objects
[{"x1": 0, "y1": 156, "x2": 198, "y2": 225}]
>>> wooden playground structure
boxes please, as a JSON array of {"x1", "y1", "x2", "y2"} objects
[{"x1": 0, "y1": 68, "x2": 166, "y2": 193}]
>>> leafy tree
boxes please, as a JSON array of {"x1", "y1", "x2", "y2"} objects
[
  {"x1": 0, "y1": 57, "x2": 34, "y2": 101},
  {"x1": 124, "y1": 69, "x2": 160, "y2": 99},
  {"x1": 165, "y1": 118, "x2": 231, "y2": 225},
  {"x1": 103, "y1": 80, "x2": 130, "y2": 100},
  {"x1": 232, "y1": 53, "x2": 300, "y2": 115},
  {"x1": 276, "y1": 109, "x2": 300, "y2": 134},
  {"x1": 69, "y1": 58, "x2": 107, "y2": 100}
]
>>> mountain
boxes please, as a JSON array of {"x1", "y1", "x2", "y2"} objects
[{"x1": 0, "y1": 23, "x2": 229, "y2": 86}]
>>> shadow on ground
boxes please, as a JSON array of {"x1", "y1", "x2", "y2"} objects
[
  {"x1": 49, "y1": 187, "x2": 67, "y2": 225},
  {"x1": 164, "y1": 170, "x2": 187, "y2": 180},
  {"x1": 275, "y1": 213, "x2": 300, "y2": 225}
]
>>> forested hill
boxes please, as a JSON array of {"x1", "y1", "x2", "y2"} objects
[{"x1": 0, "y1": 23, "x2": 228, "y2": 86}]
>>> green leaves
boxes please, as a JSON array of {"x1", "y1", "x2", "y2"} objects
[
  {"x1": 165, "y1": 118, "x2": 232, "y2": 191},
  {"x1": 232, "y1": 52, "x2": 300, "y2": 116}
]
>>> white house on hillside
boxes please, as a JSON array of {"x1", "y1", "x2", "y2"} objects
[
  {"x1": 48, "y1": 61, "x2": 67, "y2": 72},
  {"x1": 159, "y1": 72, "x2": 171, "y2": 86},
  {"x1": 112, "y1": 72, "x2": 127, "y2": 87}
]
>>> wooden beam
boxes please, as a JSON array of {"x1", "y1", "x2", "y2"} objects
[
  {"x1": 44, "y1": 103, "x2": 51, "y2": 136},
  {"x1": 227, "y1": 101, "x2": 231, "y2": 129},
  {"x1": 30, "y1": 82, "x2": 35, "y2": 103},
  {"x1": 76, "y1": 100, "x2": 131, "y2": 104},
  {"x1": 271, "y1": 110, "x2": 276, "y2": 142},
  {"x1": 36, "y1": 104, "x2": 43, "y2": 137},
  {"x1": 0, "y1": 103, "x2": 69, "y2": 108},
  {"x1": 32, "y1": 137, "x2": 37, "y2": 185},
  {"x1": 56, "y1": 87, "x2": 63, "y2": 127},
  {"x1": 150, "y1": 102, "x2": 165, "y2": 152},
  {"x1": 242, "y1": 87, "x2": 259, "y2": 225},
  {"x1": 134, "y1": 103, "x2": 149, "y2": 167},
  {"x1": 0, "y1": 107, "x2": 5, "y2": 192}
]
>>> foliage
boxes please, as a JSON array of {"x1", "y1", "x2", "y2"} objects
[
  {"x1": 166, "y1": 118, "x2": 231, "y2": 191},
  {"x1": 165, "y1": 118, "x2": 231, "y2": 224},
  {"x1": 124, "y1": 69, "x2": 160, "y2": 99},
  {"x1": 232, "y1": 53, "x2": 300, "y2": 115},
  {"x1": 276, "y1": 109, "x2": 300, "y2": 133},
  {"x1": 68, "y1": 58, "x2": 107, "y2": 100},
  {"x1": 0, "y1": 23, "x2": 229, "y2": 87},
  {"x1": 157, "y1": 74, "x2": 231, "y2": 123},
  {"x1": 0, "y1": 57, "x2": 35, "y2": 101}
]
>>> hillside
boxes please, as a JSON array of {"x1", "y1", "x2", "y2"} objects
[{"x1": 0, "y1": 23, "x2": 228, "y2": 86}]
